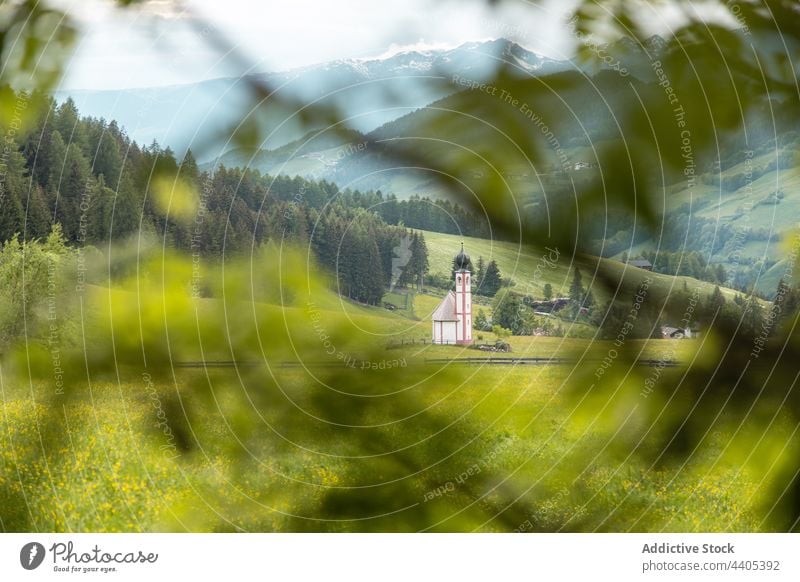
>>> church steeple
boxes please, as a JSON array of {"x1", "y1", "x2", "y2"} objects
[{"x1": 454, "y1": 241, "x2": 471, "y2": 271}]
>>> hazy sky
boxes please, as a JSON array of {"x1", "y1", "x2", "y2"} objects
[{"x1": 58, "y1": 0, "x2": 580, "y2": 90}]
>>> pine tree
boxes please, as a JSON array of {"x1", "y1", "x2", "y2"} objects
[
  {"x1": 475, "y1": 256, "x2": 485, "y2": 289},
  {"x1": 58, "y1": 144, "x2": 94, "y2": 242},
  {"x1": 26, "y1": 185, "x2": 51, "y2": 238},
  {"x1": 708, "y1": 285, "x2": 726, "y2": 312},
  {"x1": 568, "y1": 267, "x2": 587, "y2": 319},
  {"x1": 92, "y1": 122, "x2": 123, "y2": 185},
  {"x1": 742, "y1": 296, "x2": 763, "y2": 336},
  {"x1": 543, "y1": 283, "x2": 553, "y2": 300},
  {"x1": 410, "y1": 231, "x2": 429, "y2": 290},
  {"x1": 492, "y1": 291, "x2": 531, "y2": 335},
  {"x1": 0, "y1": 142, "x2": 28, "y2": 238},
  {"x1": 474, "y1": 308, "x2": 489, "y2": 331},
  {"x1": 180, "y1": 149, "x2": 200, "y2": 187},
  {"x1": 569, "y1": 267, "x2": 585, "y2": 304},
  {"x1": 481, "y1": 260, "x2": 502, "y2": 296},
  {"x1": 715, "y1": 264, "x2": 727, "y2": 284},
  {"x1": 364, "y1": 235, "x2": 386, "y2": 305},
  {"x1": 54, "y1": 98, "x2": 87, "y2": 153},
  {"x1": 382, "y1": 193, "x2": 400, "y2": 225},
  {"x1": 108, "y1": 175, "x2": 141, "y2": 239},
  {"x1": 584, "y1": 290, "x2": 596, "y2": 309},
  {"x1": 395, "y1": 231, "x2": 415, "y2": 288},
  {"x1": 772, "y1": 278, "x2": 799, "y2": 328}
]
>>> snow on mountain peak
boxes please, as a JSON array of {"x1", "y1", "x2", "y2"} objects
[
  {"x1": 285, "y1": 39, "x2": 568, "y2": 83},
  {"x1": 359, "y1": 40, "x2": 464, "y2": 63}
]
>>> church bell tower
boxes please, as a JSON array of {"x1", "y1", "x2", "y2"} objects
[{"x1": 453, "y1": 242, "x2": 472, "y2": 345}]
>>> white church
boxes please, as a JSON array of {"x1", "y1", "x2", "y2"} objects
[{"x1": 432, "y1": 243, "x2": 473, "y2": 345}]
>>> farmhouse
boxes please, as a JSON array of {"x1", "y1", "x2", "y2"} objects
[
  {"x1": 627, "y1": 258, "x2": 653, "y2": 271},
  {"x1": 661, "y1": 326, "x2": 691, "y2": 339},
  {"x1": 432, "y1": 244, "x2": 473, "y2": 345}
]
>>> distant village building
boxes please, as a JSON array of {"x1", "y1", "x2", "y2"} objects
[
  {"x1": 627, "y1": 258, "x2": 653, "y2": 271},
  {"x1": 432, "y1": 244, "x2": 473, "y2": 345},
  {"x1": 661, "y1": 326, "x2": 691, "y2": 339}
]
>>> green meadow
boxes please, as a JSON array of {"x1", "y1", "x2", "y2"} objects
[
  {"x1": 0, "y1": 255, "x2": 777, "y2": 532},
  {"x1": 0, "y1": 359, "x2": 769, "y2": 532}
]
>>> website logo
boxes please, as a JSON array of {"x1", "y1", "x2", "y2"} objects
[{"x1": 20, "y1": 542, "x2": 46, "y2": 570}]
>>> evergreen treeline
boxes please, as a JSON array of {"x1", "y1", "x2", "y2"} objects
[
  {"x1": 374, "y1": 194, "x2": 491, "y2": 239},
  {"x1": 632, "y1": 250, "x2": 727, "y2": 285},
  {"x1": 0, "y1": 89, "x2": 432, "y2": 305},
  {"x1": 472, "y1": 257, "x2": 503, "y2": 296},
  {"x1": 330, "y1": 190, "x2": 492, "y2": 239},
  {"x1": 309, "y1": 206, "x2": 429, "y2": 304}
]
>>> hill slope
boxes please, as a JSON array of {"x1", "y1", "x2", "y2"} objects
[{"x1": 422, "y1": 230, "x2": 751, "y2": 303}]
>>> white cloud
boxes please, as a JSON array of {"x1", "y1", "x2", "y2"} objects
[{"x1": 59, "y1": 0, "x2": 573, "y2": 90}]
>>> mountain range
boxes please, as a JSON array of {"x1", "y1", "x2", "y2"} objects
[
  {"x1": 57, "y1": 37, "x2": 644, "y2": 160},
  {"x1": 56, "y1": 35, "x2": 793, "y2": 295}
]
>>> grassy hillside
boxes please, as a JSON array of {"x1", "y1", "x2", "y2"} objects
[
  {"x1": 667, "y1": 151, "x2": 796, "y2": 231},
  {"x1": 421, "y1": 229, "x2": 749, "y2": 302},
  {"x1": 633, "y1": 149, "x2": 798, "y2": 295},
  {"x1": 423, "y1": 231, "x2": 571, "y2": 297}
]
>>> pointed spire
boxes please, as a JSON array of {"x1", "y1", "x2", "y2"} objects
[{"x1": 454, "y1": 242, "x2": 470, "y2": 270}]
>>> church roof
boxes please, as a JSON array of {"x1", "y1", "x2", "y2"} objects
[
  {"x1": 432, "y1": 291, "x2": 458, "y2": 321},
  {"x1": 454, "y1": 242, "x2": 471, "y2": 270},
  {"x1": 627, "y1": 259, "x2": 652, "y2": 269}
]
